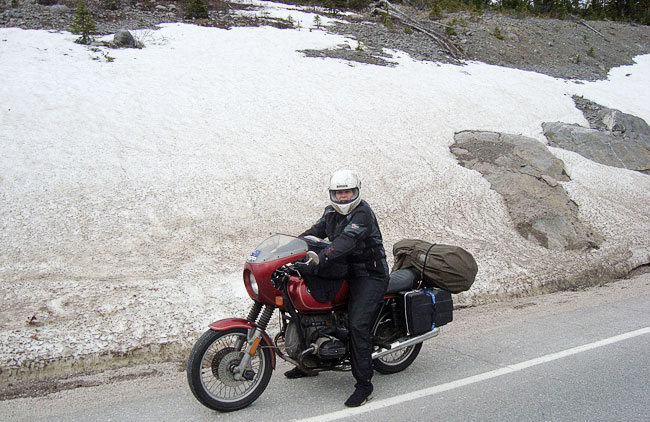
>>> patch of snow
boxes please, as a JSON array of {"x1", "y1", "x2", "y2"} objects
[{"x1": 0, "y1": 1, "x2": 649, "y2": 377}]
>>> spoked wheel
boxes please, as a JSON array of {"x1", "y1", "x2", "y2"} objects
[
  {"x1": 372, "y1": 310, "x2": 422, "y2": 374},
  {"x1": 187, "y1": 328, "x2": 272, "y2": 411}
]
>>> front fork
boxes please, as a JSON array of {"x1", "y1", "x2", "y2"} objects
[{"x1": 232, "y1": 303, "x2": 275, "y2": 381}]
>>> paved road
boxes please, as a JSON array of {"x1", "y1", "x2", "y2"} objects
[{"x1": 2, "y1": 274, "x2": 649, "y2": 421}]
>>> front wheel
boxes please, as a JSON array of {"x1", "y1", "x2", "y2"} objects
[
  {"x1": 187, "y1": 328, "x2": 273, "y2": 411},
  {"x1": 372, "y1": 310, "x2": 422, "y2": 374}
]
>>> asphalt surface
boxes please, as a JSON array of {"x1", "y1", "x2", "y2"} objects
[{"x1": 2, "y1": 273, "x2": 649, "y2": 421}]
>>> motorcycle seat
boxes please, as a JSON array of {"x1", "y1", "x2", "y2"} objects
[{"x1": 386, "y1": 268, "x2": 418, "y2": 294}]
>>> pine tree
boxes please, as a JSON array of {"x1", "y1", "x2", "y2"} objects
[
  {"x1": 70, "y1": 1, "x2": 97, "y2": 45},
  {"x1": 185, "y1": 0, "x2": 209, "y2": 19}
]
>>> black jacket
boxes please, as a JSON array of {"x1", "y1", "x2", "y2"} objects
[{"x1": 300, "y1": 200, "x2": 388, "y2": 279}]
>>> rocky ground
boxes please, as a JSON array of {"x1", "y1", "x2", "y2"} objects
[{"x1": 1, "y1": 0, "x2": 650, "y2": 80}]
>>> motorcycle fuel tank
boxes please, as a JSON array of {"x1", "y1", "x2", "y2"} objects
[{"x1": 287, "y1": 276, "x2": 349, "y2": 313}]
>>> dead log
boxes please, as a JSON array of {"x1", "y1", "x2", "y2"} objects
[
  {"x1": 371, "y1": 0, "x2": 464, "y2": 61},
  {"x1": 572, "y1": 18, "x2": 608, "y2": 41}
]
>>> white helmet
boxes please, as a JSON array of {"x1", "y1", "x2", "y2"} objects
[{"x1": 328, "y1": 169, "x2": 361, "y2": 215}]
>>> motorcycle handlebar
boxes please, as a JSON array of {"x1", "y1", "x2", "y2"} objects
[
  {"x1": 271, "y1": 265, "x2": 298, "y2": 290},
  {"x1": 272, "y1": 255, "x2": 317, "y2": 289}
]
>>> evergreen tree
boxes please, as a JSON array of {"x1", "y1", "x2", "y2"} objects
[
  {"x1": 185, "y1": 0, "x2": 209, "y2": 19},
  {"x1": 70, "y1": 1, "x2": 97, "y2": 45}
]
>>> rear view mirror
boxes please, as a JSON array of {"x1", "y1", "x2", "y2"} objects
[{"x1": 306, "y1": 250, "x2": 319, "y2": 265}]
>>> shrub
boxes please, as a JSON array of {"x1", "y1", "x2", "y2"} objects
[
  {"x1": 404, "y1": 26, "x2": 413, "y2": 34},
  {"x1": 322, "y1": 0, "x2": 337, "y2": 15},
  {"x1": 492, "y1": 25, "x2": 505, "y2": 40},
  {"x1": 100, "y1": 0, "x2": 121, "y2": 11},
  {"x1": 429, "y1": 2, "x2": 443, "y2": 19},
  {"x1": 436, "y1": 0, "x2": 474, "y2": 13},
  {"x1": 382, "y1": 15, "x2": 395, "y2": 29},
  {"x1": 348, "y1": 0, "x2": 371, "y2": 10},
  {"x1": 500, "y1": 0, "x2": 531, "y2": 13},
  {"x1": 70, "y1": 1, "x2": 97, "y2": 45},
  {"x1": 185, "y1": 0, "x2": 208, "y2": 19},
  {"x1": 587, "y1": 47, "x2": 595, "y2": 57}
]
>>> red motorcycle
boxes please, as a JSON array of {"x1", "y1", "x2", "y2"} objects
[{"x1": 186, "y1": 234, "x2": 453, "y2": 411}]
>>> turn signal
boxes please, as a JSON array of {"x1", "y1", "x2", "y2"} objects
[{"x1": 275, "y1": 296, "x2": 283, "y2": 306}]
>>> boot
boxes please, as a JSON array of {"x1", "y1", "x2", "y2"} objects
[
  {"x1": 284, "y1": 367, "x2": 318, "y2": 379},
  {"x1": 344, "y1": 385, "x2": 373, "y2": 407}
]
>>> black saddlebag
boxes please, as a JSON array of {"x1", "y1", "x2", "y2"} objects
[
  {"x1": 431, "y1": 288, "x2": 453, "y2": 327},
  {"x1": 402, "y1": 290, "x2": 434, "y2": 336},
  {"x1": 401, "y1": 288, "x2": 453, "y2": 335}
]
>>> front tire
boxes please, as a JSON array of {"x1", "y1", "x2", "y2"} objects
[
  {"x1": 187, "y1": 328, "x2": 272, "y2": 411},
  {"x1": 372, "y1": 310, "x2": 422, "y2": 374}
]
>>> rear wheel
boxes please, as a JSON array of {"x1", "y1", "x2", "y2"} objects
[
  {"x1": 372, "y1": 310, "x2": 422, "y2": 374},
  {"x1": 187, "y1": 328, "x2": 272, "y2": 411}
]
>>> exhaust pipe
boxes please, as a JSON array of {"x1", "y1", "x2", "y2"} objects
[{"x1": 372, "y1": 327, "x2": 440, "y2": 360}]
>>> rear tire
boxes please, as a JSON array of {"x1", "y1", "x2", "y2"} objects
[
  {"x1": 372, "y1": 310, "x2": 422, "y2": 374},
  {"x1": 187, "y1": 328, "x2": 272, "y2": 411}
]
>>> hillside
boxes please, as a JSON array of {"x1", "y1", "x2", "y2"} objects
[
  {"x1": 2, "y1": 0, "x2": 650, "y2": 79},
  {"x1": 1, "y1": 0, "x2": 649, "y2": 388}
]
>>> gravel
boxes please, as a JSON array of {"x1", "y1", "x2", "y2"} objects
[{"x1": 2, "y1": 1, "x2": 649, "y2": 80}]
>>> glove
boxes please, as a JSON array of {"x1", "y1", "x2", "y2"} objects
[{"x1": 300, "y1": 262, "x2": 319, "y2": 277}]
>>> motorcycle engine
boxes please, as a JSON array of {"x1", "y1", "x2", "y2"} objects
[
  {"x1": 313, "y1": 336, "x2": 346, "y2": 360},
  {"x1": 285, "y1": 314, "x2": 348, "y2": 361}
]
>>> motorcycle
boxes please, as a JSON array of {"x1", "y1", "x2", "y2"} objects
[{"x1": 186, "y1": 233, "x2": 452, "y2": 411}]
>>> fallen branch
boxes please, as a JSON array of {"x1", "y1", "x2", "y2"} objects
[
  {"x1": 371, "y1": 0, "x2": 464, "y2": 61},
  {"x1": 572, "y1": 17, "x2": 608, "y2": 41}
]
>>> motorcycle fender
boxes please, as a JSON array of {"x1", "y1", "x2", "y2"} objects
[{"x1": 208, "y1": 318, "x2": 276, "y2": 369}]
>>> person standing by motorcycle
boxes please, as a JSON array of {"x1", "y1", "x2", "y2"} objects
[{"x1": 288, "y1": 169, "x2": 390, "y2": 407}]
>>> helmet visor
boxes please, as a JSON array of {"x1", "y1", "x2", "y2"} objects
[{"x1": 329, "y1": 188, "x2": 359, "y2": 204}]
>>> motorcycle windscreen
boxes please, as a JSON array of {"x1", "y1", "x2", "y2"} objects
[{"x1": 247, "y1": 234, "x2": 308, "y2": 264}]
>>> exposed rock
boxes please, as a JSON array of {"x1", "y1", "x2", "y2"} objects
[
  {"x1": 543, "y1": 98, "x2": 650, "y2": 174},
  {"x1": 113, "y1": 29, "x2": 136, "y2": 48},
  {"x1": 299, "y1": 43, "x2": 396, "y2": 67},
  {"x1": 451, "y1": 131, "x2": 602, "y2": 251},
  {"x1": 541, "y1": 174, "x2": 558, "y2": 187}
]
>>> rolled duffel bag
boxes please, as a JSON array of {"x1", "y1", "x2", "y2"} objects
[{"x1": 392, "y1": 239, "x2": 478, "y2": 294}]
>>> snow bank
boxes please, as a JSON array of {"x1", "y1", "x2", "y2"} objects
[{"x1": 1, "y1": 5, "x2": 649, "y2": 379}]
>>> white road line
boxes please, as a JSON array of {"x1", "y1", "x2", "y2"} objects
[{"x1": 296, "y1": 326, "x2": 650, "y2": 422}]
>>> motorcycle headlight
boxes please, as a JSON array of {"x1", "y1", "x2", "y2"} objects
[{"x1": 248, "y1": 272, "x2": 259, "y2": 297}]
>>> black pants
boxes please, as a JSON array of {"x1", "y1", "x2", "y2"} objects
[{"x1": 347, "y1": 273, "x2": 389, "y2": 390}]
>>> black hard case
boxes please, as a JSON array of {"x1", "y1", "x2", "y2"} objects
[
  {"x1": 401, "y1": 288, "x2": 453, "y2": 335},
  {"x1": 402, "y1": 290, "x2": 434, "y2": 335},
  {"x1": 431, "y1": 288, "x2": 453, "y2": 327}
]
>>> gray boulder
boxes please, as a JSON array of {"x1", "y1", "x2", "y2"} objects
[
  {"x1": 451, "y1": 131, "x2": 602, "y2": 251},
  {"x1": 113, "y1": 29, "x2": 136, "y2": 48},
  {"x1": 543, "y1": 97, "x2": 650, "y2": 174}
]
